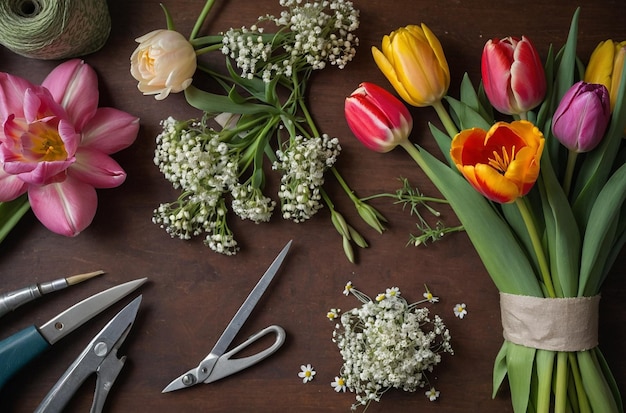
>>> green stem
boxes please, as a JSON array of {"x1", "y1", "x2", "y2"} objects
[
  {"x1": 0, "y1": 195, "x2": 30, "y2": 243},
  {"x1": 563, "y1": 150, "x2": 578, "y2": 196},
  {"x1": 361, "y1": 192, "x2": 449, "y2": 204},
  {"x1": 555, "y1": 352, "x2": 569, "y2": 413},
  {"x1": 432, "y1": 100, "x2": 459, "y2": 138},
  {"x1": 194, "y1": 43, "x2": 223, "y2": 55},
  {"x1": 330, "y1": 167, "x2": 358, "y2": 203},
  {"x1": 190, "y1": 0, "x2": 216, "y2": 41},
  {"x1": 514, "y1": 197, "x2": 557, "y2": 298},
  {"x1": 568, "y1": 352, "x2": 591, "y2": 413}
]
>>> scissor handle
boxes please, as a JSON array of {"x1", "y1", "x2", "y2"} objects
[
  {"x1": 0, "y1": 325, "x2": 50, "y2": 391},
  {"x1": 204, "y1": 325, "x2": 286, "y2": 384}
]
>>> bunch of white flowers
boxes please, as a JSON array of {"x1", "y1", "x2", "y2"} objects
[
  {"x1": 222, "y1": 0, "x2": 359, "y2": 81},
  {"x1": 330, "y1": 283, "x2": 453, "y2": 410},
  {"x1": 273, "y1": 134, "x2": 341, "y2": 222}
]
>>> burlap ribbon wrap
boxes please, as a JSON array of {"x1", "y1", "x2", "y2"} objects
[
  {"x1": 0, "y1": 0, "x2": 111, "y2": 60},
  {"x1": 500, "y1": 292, "x2": 600, "y2": 352}
]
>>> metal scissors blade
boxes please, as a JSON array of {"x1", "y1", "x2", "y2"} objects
[
  {"x1": 162, "y1": 240, "x2": 292, "y2": 393},
  {"x1": 35, "y1": 295, "x2": 142, "y2": 413}
]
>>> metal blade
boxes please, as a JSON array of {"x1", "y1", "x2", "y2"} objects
[
  {"x1": 38, "y1": 278, "x2": 147, "y2": 345},
  {"x1": 162, "y1": 241, "x2": 291, "y2": 393},
  {"x1": 35, "y1": 296, "x2": 142, "y2": 413},
  {"x1": 210, "y1": 240, "x2": 291, "y2": 357}
]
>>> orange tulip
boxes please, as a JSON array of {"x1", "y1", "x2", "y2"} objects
[{"x1": 450, "y1": 121, "x2": 544, "y2": 203}]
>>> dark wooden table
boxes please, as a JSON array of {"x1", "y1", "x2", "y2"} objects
[{"x1": 1, "y1": 0, "x2": 624, "y2": 412}]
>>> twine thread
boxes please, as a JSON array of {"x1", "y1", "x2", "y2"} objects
[{"x1": 0, "y1": 0, "x2": 111, "y2": 60}]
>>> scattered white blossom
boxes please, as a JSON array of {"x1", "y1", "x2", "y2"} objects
[
  {"x1": 331, "y1": 376, "x2": 347, "y2": 392},
  {"x1": 332, "y1": 282, "x2": 453, "y2": 410},
  {"x1": 298, "y1": 364, "x2": 316, "y2": 383},
  {"x1": 453, "y1": 303, "x2": 467, "y2": 319},
  {"x1": 327, "y1": 308, "x2": 340, "y2": 320},
  {"x1": 423, "y1": 285, "x2": 439, "y2": 303},
  {"x1": 425, "y1": 387, "x2": 440, "y2": 401},
  {"x1": 343, "y1": 281, "x2": 353, "y2": 296}
]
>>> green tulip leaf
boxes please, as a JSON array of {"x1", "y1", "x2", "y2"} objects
[
  {"x1": 492, "y1": 341, "x2": 509, "y2": 398},
  {"x1": 417, "y1": 147, "x2": 543, "y2": 296},
  {"x1": 185, "y1": 85, "x2": 280, "y2": 115},
  {"x1": 0, "y1": 195, "x2": 30, "y2": 243},
  {"x1": 505, "y1": 342, "x2": 536, "y2": 413},
  {"x1": 577, "y1": 350, "x2": 621, "y2": 413}
]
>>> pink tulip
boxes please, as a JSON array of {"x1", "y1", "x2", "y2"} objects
[
  {"x1": 481, "y1": 36, "x2": 546, "y2": 115},
  {"x1": 0, "y1": 59, "x2": 139, "y2": 236},
  {"x1": 552, "y1": 81, "x2": 610, "y2": 153},
  {"x1": 345, "y1": 82, "x2": 413, "y2": 153}
]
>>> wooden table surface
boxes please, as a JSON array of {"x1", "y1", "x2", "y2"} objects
[{"x1": 1, "y1": 0, "x2": 625, "y2": 412}]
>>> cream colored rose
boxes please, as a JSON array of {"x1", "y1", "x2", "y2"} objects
[{"x1": 130, "y1": 29, "x2": 197, "y2": 100}]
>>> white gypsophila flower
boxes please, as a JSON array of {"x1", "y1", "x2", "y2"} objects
[
  {"x1": 332, "y1": 284, "x2": 453, "y2": 410},
  {"x1": 153, "y1": 117, "x2": 240, "y2": 256},
  {"x1": 273, "y1": 134, "x2": 341, "y2": 222},
  {"x1": 222, "y1": 0, "x2": 359, "y2": 82},
  {"x1": 231, "y1": 183, "x2": 276, "y2": 223}
]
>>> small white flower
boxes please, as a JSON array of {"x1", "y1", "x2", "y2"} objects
[
  {"x1": 385, "y1": 287, "x2": 400, "y2": 298},
  {"x1": 327, "y1": 308, "x2": 340, "y2": 320},
  {"x1": 298, "y1": 364, "x2": 316, "y2": 383},
  {"x1": 343, "y1": 281, "x2": 353, "y2": 296},
  {"x1": 331, "y1": 376, "x2": 347, "y2": 392},
  {"x1": 423, "y1": 285, "x2": 439, "y2": 303},
  {"x1": 425, "y1": 387, "x2": 440, "y2": 401},
  {"x1": 453, "y1": 303, "x2": 467, "y2": 319},
  {"x1": 375, "y1": 293, "x2": 386, "y2": 302}
]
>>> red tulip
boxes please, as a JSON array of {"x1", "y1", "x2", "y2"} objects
[
  {"x1": 481, "y1": 36, "x2": 546, "y2": 116},
  {"x1": 345, "y1": 82, "x2": 413, "y2": 153}
]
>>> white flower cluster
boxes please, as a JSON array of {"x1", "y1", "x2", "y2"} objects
[
  {"x1": 273, "y1": 134, "x2": 341, "y2": 222},
  {"x1": 331, "y1": 283, "x2": 453, "y2": 410},
  {"x1": 154, "y1": 117, "x2": 278, "y2": 255},
  {"x1": 221, "y1": 0, "x2": 359, "y2": 81}
]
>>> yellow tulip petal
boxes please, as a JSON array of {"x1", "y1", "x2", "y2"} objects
[
  {"x1": 372, "y1": 45, "x2": 423, "y2": 107},
  {"x1": 472, "y1": 164, "x2": 521, "y2": 204},
  {"x1": 585, "y1": 40, "x2": 614, "y2": 87}
]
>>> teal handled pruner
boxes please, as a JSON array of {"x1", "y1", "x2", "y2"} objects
[
  {"x1": 0, "y1": 278, "x2": 146, "y2": 391},
  {"x1": 35, "y1": 295, "x2": 143, "y2": 413},
  {"x1": 162, "y1": 241, "x2": 292, "y2": 393}
]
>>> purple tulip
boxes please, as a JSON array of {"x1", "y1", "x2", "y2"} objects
[{"x1": 552, "y1": 81, "x2": 611, "y2": 153}]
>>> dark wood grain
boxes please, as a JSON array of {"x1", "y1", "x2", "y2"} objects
[{"x1": 0, "y1": 1, "x2": 624, "y2": 412}]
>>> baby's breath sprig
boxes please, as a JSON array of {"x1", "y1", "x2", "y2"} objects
[
  {"x1": 152, "y1": 0, "x2": 385, "y2": 261},
  {"x1": 330, "y1": 281, "x2": 453, "y2": 411}
]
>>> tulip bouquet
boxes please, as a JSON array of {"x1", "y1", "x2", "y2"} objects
[
  {"x1": 345, "y1": 8, "x2": 626, "y2": 413},
  {"x1": 131, "y1": 0, "x2": 386, "y2": 260},
  {"x1": 0, "y1": 60, "x2": 139, "y2": 242}
]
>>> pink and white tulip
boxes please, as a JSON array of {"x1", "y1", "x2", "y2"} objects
[
  {"x1": 0, "y1": 59, "x2": 139, "y2": 236},
  {"x1": 345, "y1": 82, "x2": 413, "y2": 153}
]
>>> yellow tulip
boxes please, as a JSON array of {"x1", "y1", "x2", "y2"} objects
[
  {"x1": 584, "y1": 39, "x2": 626, "y2": 112},
  {"x1": 372, "y1": 24, "x2": 450, "y2": 107}
]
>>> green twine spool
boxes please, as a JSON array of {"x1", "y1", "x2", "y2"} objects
[{"x1": 0, "y1": 0, "x2": 111, "y2": 60}]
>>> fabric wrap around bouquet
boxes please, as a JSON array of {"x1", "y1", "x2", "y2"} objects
[
  {"x1": 0, "y1": 0, "x2": 111, "y2": 60},
  {"x1": 500, "y1": 293, "x2": 600, "y2": 352}
]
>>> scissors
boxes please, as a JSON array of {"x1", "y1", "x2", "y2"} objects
[
  {"x1": 35, "y1": 295, "x2": 142, "y2": 413},
  {"x1": 162, "y1": 240, "x2": 292, "y2": 392},
  {"x1": 0, "y1": 278, "x2": 146, "y2": 392}
]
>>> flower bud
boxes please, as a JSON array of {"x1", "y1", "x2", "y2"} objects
[
  {"x1": 584, "y1": 39, "x2": 626, "y2": 112},
  {"x1": 372, "y1": 24, "x2": 450, "y2": 107},
  {"x1": 481, "y1": 36, "x2": 546, "y2": 115},
  {"x1": 130, "y1": 29, "x2": 197, "y2": 100},
  {"x1": 345, "y1": 82, "x2": 413, "y2": 153},
  {"x1": 552, "y1": 81, "x2": 610, "y2": 153}
]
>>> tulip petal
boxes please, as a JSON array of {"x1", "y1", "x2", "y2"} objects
[
  {"x1": 470, "y1": 164, "x2": 521, "y2": 203},
  {"x1": 42, "y1": 60, "x2": 99, "y2": 132},
  {"x1": 0, "y1": 72, "x2": 34, "y2": 120},
  {"x1": 80, "y1": 108, "x2": 139, "y2": 154},
  {"x1": 0, "y1": 168, "x2": 27, "y2": 201},
  {"x1": 69, "y1": 148, "x2": 127, "y2": 188},
  {"x1": 28, "y1": 175, "x2": 97, "y2": 236}
]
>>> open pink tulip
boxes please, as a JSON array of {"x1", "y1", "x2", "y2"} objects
[
  {"x1": 0, "y1": 59, "x2": 139, "y2": 236},
  {"x1": 345, "y1": 82, "x2": 413, "y2": 153}
]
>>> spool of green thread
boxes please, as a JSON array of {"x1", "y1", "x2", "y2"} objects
[{"x1": 0, "y1": 0, "x2": 111, "y2": 60}]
